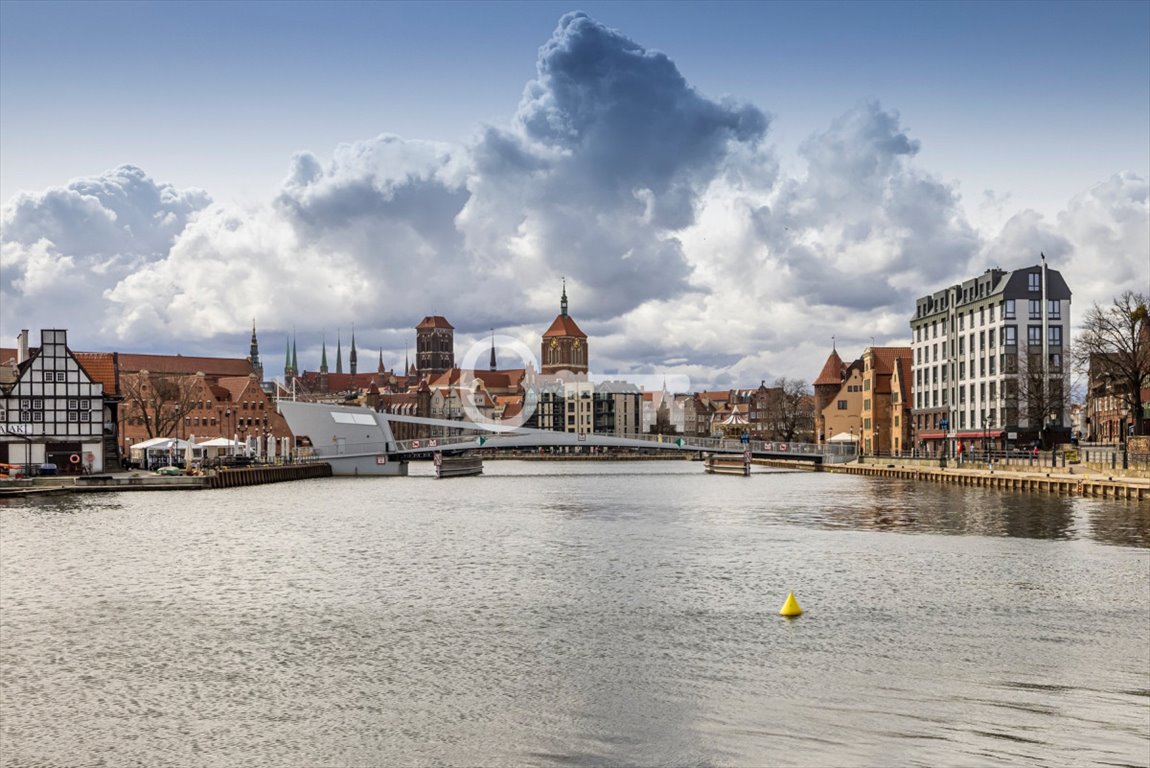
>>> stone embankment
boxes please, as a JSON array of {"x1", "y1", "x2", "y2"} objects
[
  {"x1": 0, "y1": 463, "x2": 332, "y2": 497},
  {"x1": 754, "y1": 457, "x2": 1149, "y2": 501}
]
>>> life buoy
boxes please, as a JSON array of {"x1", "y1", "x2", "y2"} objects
[{"x1": 69, "y1": 454, "x2": 81, "y2": 465}]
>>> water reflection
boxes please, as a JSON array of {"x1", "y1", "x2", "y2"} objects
[{"x1": 811, "y1": 477, "x2": 1150, "y2": 545}]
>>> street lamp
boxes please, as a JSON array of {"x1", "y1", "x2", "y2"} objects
[{"x1": 875, "y1": 425, "x2": 881, "y2": 457}]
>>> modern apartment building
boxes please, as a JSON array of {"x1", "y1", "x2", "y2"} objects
[{"x1": 910, "y1": 258, "x2": 1072, "y2": 455}]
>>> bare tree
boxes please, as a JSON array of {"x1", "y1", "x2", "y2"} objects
[
  {"x1": 121, "y1": 371, "x2": 199, "y2": 439},
  {"x1": 1073, "y1": 291, "x2": 1150, "y2": 437},
  {"x1": 771, "y1": 377, "x2": 815, "y2": 441}
]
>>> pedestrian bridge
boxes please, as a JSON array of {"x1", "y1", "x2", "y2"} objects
[
  {"x1": 277, "y1": 401, "x2": 855, "y2": 476},
  {"x1": 383, "y1": 414, "x2": 853, "y2": 464}
]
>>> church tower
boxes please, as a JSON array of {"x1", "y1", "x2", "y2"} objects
[
  {"x1": 248, "y1": 319, "x2": 263, "y2": 381},
  {"x1": 350, "y1": 330, "x2": 358, "y2": 376},
  {"x1": 813, "y1": 341, "x2": 846, "y2": 443},
  {"x1": 415, "y1": 316, "x2": 454, "y2": 377},
  {"x1": 541, "y1": 280, "x2": 588, "y2": 376}
]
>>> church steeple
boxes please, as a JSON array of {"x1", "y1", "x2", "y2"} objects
[
  {"x1": 349, "y1": 329, "x2": 358, "y2": 376},
  {"x1": 561, "y1": 277, "x2": 568, "y2": 317},
  {"x1": 291, "y1": 335, "x2": 298, "y2": 377},
  {"x1": 320, "y1": 334, "x2": 329, "y2": 374},
  {"x1": 489, "y1": 328, "x2": 497, "y2": 371},
  {"x1": 378, "y1": 347, "x2": 385, "y2": 375},
  {"x1": 336, "y1": 330, "x2": 344, "y2": 374},
  {"x1": 248, "y1": 319, "x2": 262, "y2": 379}
]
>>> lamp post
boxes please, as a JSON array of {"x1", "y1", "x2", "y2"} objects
[{"x1": 875, "y1": 424, "x2": 881, "y2": 457}]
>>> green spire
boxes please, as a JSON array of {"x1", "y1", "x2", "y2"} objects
[
  {"x1": 291, "y1": 334, "x2": 298, "y2": 375},
  {"x1": 561, "y1": 277, "x2": 568, "y2": 317}
]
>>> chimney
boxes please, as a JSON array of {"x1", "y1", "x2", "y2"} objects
[{"x1": 17, "y1": 330, "x2": 29, "y2": 364}]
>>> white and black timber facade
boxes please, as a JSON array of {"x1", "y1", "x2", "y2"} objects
[{"x1": 0, "y1": 329, "x2": 107, "y2": 472}]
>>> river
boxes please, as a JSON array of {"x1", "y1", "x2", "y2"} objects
[{"x1": 2, "y1": 461, "x2": 1148, "y2": 767}]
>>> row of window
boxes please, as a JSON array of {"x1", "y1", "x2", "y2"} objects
[
  {"x1": 9, "y1": 398, "x2": 95, "y2": 411},
  {"x1": 11, "y1": 410, "x2": 92, "y2": 423},
  {"x1": 916, "y1": 325, "x2": 1063, "y2": 365},
  {"x1": 916, "y1": 299, "x2": 1062, "y2": 341}
]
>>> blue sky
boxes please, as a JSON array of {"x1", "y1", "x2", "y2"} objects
[{"x1": 1, "y1": 1, "x2": 1147, "y2": 387}]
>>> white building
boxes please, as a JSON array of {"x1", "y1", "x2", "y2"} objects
[
  {"x1": 910, "y1": 258, "x2": 1072, "y2": 455},
  {"x1": 0, "y1": 329, "x2": 107, "y2": 473}
]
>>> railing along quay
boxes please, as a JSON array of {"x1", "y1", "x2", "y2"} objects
[{"x1": 817, "y1": 462, "x2": 1147, "y2": 501}]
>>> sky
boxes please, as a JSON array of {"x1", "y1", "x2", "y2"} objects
[{"x1": 2, "y1": 0, "x2": 1147, "y2": 390}]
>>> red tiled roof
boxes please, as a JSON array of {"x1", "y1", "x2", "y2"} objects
[
  {"x1": 814, "y1": 349, "x2": 845, "y2": 386},
  {"x1": 542, "y1": 314, "x2": 587, "y2": 339},
  {"x1": 870, "y1": 347, "x2": 911, "y2": 376},
  {"x1": 73, "y1": 352, "x2": 119, "y2": 396},
  {"x1": 118, "y1": 352, "x2": 255, "y2": 377},
  {"x1": 416, "y1": 315, "x2": 454, "y2": 330}
]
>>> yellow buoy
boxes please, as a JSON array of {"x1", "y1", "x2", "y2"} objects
[{"x1": 779, "y1": 591, "x2": 803, "y2": 617}]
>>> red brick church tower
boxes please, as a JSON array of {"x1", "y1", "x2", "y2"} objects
[{"x1": 541, "y1": 280, "x2": 588, "y2": 376}]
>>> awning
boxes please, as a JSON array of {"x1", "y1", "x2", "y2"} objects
[{"x1": 917, "y1": 431, "x2": 946, "y2": 439}]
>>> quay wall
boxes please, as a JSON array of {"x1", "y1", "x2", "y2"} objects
[
  {"x1": 205, "y1": 463, "x2": 332, "y2": 489},
  {"x1": 753, "y1": 459, "x2": 1148, "y2": 501}
]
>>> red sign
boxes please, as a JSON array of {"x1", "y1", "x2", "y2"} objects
[
  {"x1": 411, "y1": 440, "x2": 421, "y2": 449},
  {"x1": 375, "y1": 455, "x2": 388, "y2": 465}
]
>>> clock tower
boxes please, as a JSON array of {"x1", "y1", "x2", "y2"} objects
[{"x1": 541, "y1": 280, "x2": 588, "y2": 376}]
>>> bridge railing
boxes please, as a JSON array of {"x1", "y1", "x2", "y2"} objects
[{"x1": 392, "y1": 435, "x2": 478, "y2": 453}]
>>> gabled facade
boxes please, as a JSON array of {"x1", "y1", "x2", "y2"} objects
[{"x1": 0, "y1": 329, "x2": 106, "y2": 473}]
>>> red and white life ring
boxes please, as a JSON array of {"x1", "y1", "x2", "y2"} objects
[{"x1": 68, "y1": 454, "x2": 81, "y2": 465}]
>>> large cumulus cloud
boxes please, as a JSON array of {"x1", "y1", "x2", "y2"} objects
[
  {"x1": 2, "y1": 13, "x2": 1146, "y2": 387},
  {"x1": 1, "y1": 165, "x2": 210, "y2": 342}
]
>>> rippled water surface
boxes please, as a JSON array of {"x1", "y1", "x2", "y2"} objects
[{"x1": 2, "y1": 461, "x2": 1148, "y2": 767}]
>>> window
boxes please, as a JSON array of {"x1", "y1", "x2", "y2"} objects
[
  {"x1": 80, "y1": 411, "x2": 90, "y2": 422},
  {"x1": 1028, "y1": 326, "x2": 1042, "y2": 347},
  {"x1": 990, "y1": 381, "x2": 997, "y2": 400},
  {"x1": 959, "y1": 361, "x2": 966, "y2": 379},
  {"x1": 989, "y1": 329, "x2": 996, "y2": 348},
  {"x1": 20, "y1": 399, "x2": 30, "y2": 410},
  {"x1": 864, "y1": 399, "x2": 871, "y2": 411},
  {"x1": 989, "y1": 356, "x2": 996, "y2": 375},
  {"x1": 56, "y1": 372, "x2": 66, "y2": 382},
  {"x1": 959, "y1": 314, "x2": 965, "y2": 331},
  {"x1": 932, "y1": 321, "x2": 937, "y2": 339},
  {"x1": 980, "y1": 331, "x2": 986, "y2": 351},
  {"x1": 989, "y1": 305, "x2": 995, "y2": 322},
  {"x1": 1029, "y1": 273, "x2": 1041, "y2": 291},
  {"x1": 32, "y1": 399, "x2": 42, "y2": 410},
  {"x1": 1048, "y1": 301, "x2": 1061, "y2": 320},
  {"x1": 68, "y1": 412, "x2": 79, "y2": 422},
  {"x1": 932, "y1": 344, "x2": 938, "y2": 362},
  {"x1": 1004, "y1": 300, "x2": 1015, "y2": 319},
  {"x1": 67, "y1": 399, "x2": 78, "y2": 410},
  {"x1": 1004, "y1": 326, "x2": 1017, "y2": 346},
  {"x1": 1049, "y1": 352, "x2": 1062, "y2": 371},
  {"x1": 837, "y1": 400, "x2": 848, "y2": 410},
  {"x1": 980, "y1": 307, "x2": 985, "y2": 325},
  {"x1": 1029, "y1": 299, "x2": 1041, "y2": 320},
  {"x1": 959, "y1": 337, "x2": 965, "y2": 355},
  {"x1": 32, "y1": 412, "x2": 43, "y2": 422},
  {"x1": 1048, "y1": 326, "x2": 1062, "y2": 347},
  {"x1": 42, "y1": 372, "x2": 53, "y2": 382}
]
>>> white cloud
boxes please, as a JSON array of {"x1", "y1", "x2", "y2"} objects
[{"x1": 1, "y1": 15, "x2": 1146, "y2": 389}]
